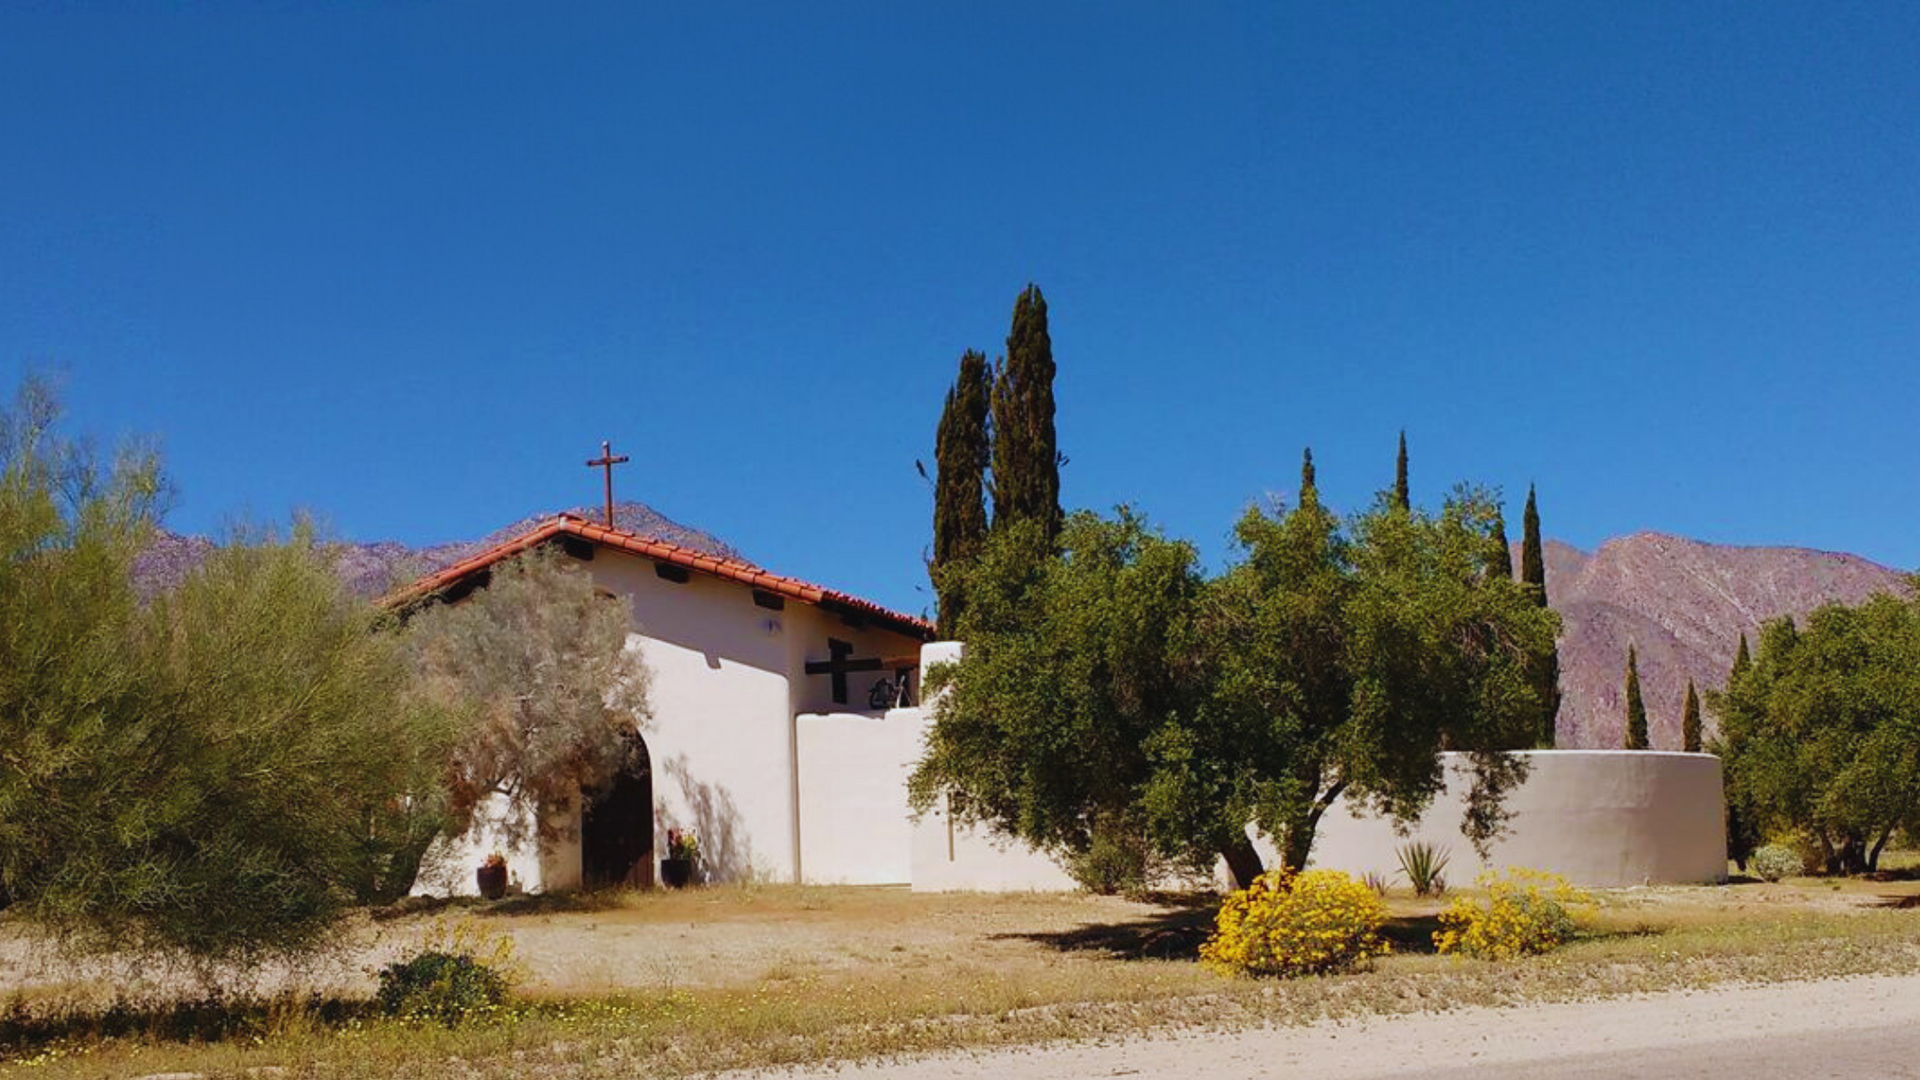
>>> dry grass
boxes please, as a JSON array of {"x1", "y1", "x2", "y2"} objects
[{"x1": 9, "y1": 874, "x2": 1920, "y2": 1078}]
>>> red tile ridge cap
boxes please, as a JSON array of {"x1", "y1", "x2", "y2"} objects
[{"x1": 385, "y1": 513, "x2": 931, "y2": 638}]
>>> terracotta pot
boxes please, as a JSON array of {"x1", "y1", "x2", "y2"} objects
[
  {"x1": 476, "y1": 861, "x2": 508, "y2": 900},
  {"x1": 660, "y1": 857, "x2": 693, "y2": 889}
]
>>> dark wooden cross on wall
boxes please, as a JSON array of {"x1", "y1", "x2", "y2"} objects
[
  {"x1": 585, "y1": 440, "x2": 630, "y2": 528},
  {"x1": 806, "y1": 638, "x2": 918, "y2": 708}
]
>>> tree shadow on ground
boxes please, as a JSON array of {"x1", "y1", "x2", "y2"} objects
[
  {"x1": 0, "y1": 993, "x2": 373, "y2": 1055},
  {"x1": 1380, "y1": 913, "x2": 1445, "y2": 954},
  {"x1": 988, "y1": 895, "x2": 1217, "y2": 960},
  {"x1": 368, "y1": 887, "x2": 647, "y2": 922}
]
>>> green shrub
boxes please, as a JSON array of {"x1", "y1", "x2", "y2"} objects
[
  {"x1": 375, "y1": 918, "x2": 522, "y2": 1026},
  {"x1": 1434, "y1": 867, "x2": 1589, "y2": 959},
  {"x1": 1200, "y1": 868, "x2": 1390, "y2": 977},
  {"x1": 1750, "y1": 844, "x2": 1801, "y2": 883},
  {"x1": 375, "y1": 951, "x2": 510, "y2": 1025},
  {"x1": 0, "y1": 379, "x2": 455, "y2": 961},
  {"x1": 1067, "y1": 828, "x2": 1150, "y2": 895}
]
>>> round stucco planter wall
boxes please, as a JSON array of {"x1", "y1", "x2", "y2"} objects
[{"x1": 1307, "y1": 750, "x2": 1728, "y2": 887}]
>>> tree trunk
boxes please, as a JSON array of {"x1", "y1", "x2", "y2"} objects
[
  {"x1": 1289, "y1": 779, "x2": 1346, "y2": 873},
  {"x1": 1827, "y1": 832, "x2": 1867, "y2": 876},
  {"x1": 379, "y1": 829, "x2": 441, "y2": 903},
  {"x1": 1220, "y1": 835, "x2": 1265, "y2": 891},
  {"x1": 1725, "y1": 802, "x2": 1752, "y2": 870},
  {"x1": 1281, "y1": 826, "x2": 1315, "y2": 876},
  {"x1": 1868, "y1": 825, "x2": 1894, "y2": 874}
]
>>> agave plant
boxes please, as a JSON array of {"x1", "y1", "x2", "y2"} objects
[{"x1": 1396, "y1": 841, "x2": 1452, "y2": 898}]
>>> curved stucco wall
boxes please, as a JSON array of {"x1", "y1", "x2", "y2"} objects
[{"x1": 1306, "y1": 750, "x2": 1728, "y2": 887}]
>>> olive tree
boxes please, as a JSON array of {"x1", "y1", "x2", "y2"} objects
[
  {"x1": 910, "y1": 511, "x2": 1209, "y2": 891},
  {"x1": 1193, "y1": 481, "x2": 1555, "y2": 877},
  {"x1": 1711, "y1": 593, "x2": 1920, "y2": 874},
  {"x1": 910, "y1": 465, "x2": 1558, "y2": 888},
  {"x1": 403, "y1": 545, "x2": 653, "y2": 846}
]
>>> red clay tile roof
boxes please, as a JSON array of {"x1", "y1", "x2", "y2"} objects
[{"x1": 385, "y1": 513, "x2": 934, "y2": 640}]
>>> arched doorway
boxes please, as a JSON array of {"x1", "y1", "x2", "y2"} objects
[{"x1": 582, "y1": 731, "x2": 654, "y2": 888}]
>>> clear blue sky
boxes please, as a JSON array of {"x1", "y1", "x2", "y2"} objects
[{"x1": 4, "y1": 3, "x2": 1917, "y2": 617}]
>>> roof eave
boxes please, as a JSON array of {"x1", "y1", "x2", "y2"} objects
[{"x1": 382, "y1": 515, "x2": 933, "y2": 641}]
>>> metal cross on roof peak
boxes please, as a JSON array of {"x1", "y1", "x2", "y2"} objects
[{"x1": 585, "y1": 440, "x2": 630, "y2": 528}]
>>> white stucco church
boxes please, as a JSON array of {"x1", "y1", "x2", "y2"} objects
[
  {"x1": 401, "y1": 509, "x2": 1726, "y2": 897},
  {"x1": 398, "y1": 510, "x2": 1070, "y2": 895}
]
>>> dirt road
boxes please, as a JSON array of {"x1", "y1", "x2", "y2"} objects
[{"x1": 765, "y1": 973, "x2": 1920, "y2": 1079}]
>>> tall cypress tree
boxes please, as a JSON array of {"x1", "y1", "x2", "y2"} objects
[
  {"x1": 1300, "y1": 447, "x2": 1318, "y2": 504},
  {"x1": 1724, "y1": 632, "x2": 1758, "y2": 868},
  {"x1": 1520, "y1": 485, "x2": 1546, "y2": 592},
  {"x1": 990, "y1": 284, "x2": 1061, "y2": 540},
  {"x1": 1681, "y1": 679, "x2": 1702, "y2": 753},
  {"x1": 1623, "y1": 645, "x2": 1649, "y2": 750},
  {"x1": 931, "y1": 350, "x2": 992, "y2": 637},
  {"x1": 1521, "y1": 485, "x2": 1559, "y2": 746},
  {"x1": 1392, "y1": 430, "x2": 1410, "y2": 510},
  {"x1": 1489, "y1": 506, "x2": 1514, "y2": 580}
]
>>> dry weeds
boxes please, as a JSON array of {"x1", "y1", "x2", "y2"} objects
[{"x1": 7, "y1": 874, "x2": 1920, "y2": 1078}]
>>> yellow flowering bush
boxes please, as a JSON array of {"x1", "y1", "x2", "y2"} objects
[
  {"x1": 1433, "y1": 867, "x2": 1591, "y2": 959},
  {"x1": 1200, "y1": 868, "x2": 1391, "y2": 977}
]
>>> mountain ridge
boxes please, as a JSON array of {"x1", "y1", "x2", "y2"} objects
[
  {"x1": 132, "y1": 501, "x2": 744, "y2": 600},
  {"x1": 135, "y1": 511, "x2": 1910, "y2": 749},
  {"x1": 1543, "y1": 531, "x2": 1908, "y2": 749}
]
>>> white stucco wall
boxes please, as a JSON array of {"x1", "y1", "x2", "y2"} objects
[
  {"x1": 413, "y1": 792, "x2": 580, "y2": 896},
  {"x1": 787, "y1": 610, "x2": 926, "y2": 717},
  {"x1": 898, "y1": 648, "x2": 1727, "y2": 893},
  {"x1": 795, "y1": 708, "x2": 922, "y2": 884},
  {"x1": 1306, "y1": 750, "x2": 1728, "y2": 887},
  {"x1": 783, "y1": 601, "x2": 930, "y2": 882},
  {"x1": 909, "y1": 793, "x2": 1079, "y2": 892},
  {"x1": 586, "y1": 551, "x2": 926, "y2": 885},
  {"x1": 897, "y1": 641, "x2": 1079, "y2": 892},
  {"x1": 411, "y1": 544, "x2": 929, "y2": 894},
  {"x1": 578, "y1": 553, "x2": 798, "y2": 883}
]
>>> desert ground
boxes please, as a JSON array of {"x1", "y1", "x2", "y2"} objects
[{"x1": 6, "y1": 873, "x2": 1920, "y2": 1077}]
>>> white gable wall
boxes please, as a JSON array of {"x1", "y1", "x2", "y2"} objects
[
  {"x1": 412, "y1": 540, "x2": 930, "y2": 895},
  {"x1": 586, "y1": 551, "x2": 797, "y2": 883},
  {"x1": 593, "y1": 548, "x2": 925, "y2": 886}
]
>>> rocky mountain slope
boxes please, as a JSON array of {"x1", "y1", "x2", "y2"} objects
[
  {"x1": 132, "y1": 501, "x2": 743, "y2": 599},
  {"x1": 1545, "y1": 533, "x2": 1908, "y2": 749},
  {"x1": 137, "y1": 508, "x2": 1909, "y2": 750}
]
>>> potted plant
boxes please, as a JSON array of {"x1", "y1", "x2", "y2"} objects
[
  {"x1": 476, "y1": 852, "x2": 508, "y2": 900},
  {"x1": 661, "y1": 829, "x2": 698, "y2": 888}
]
